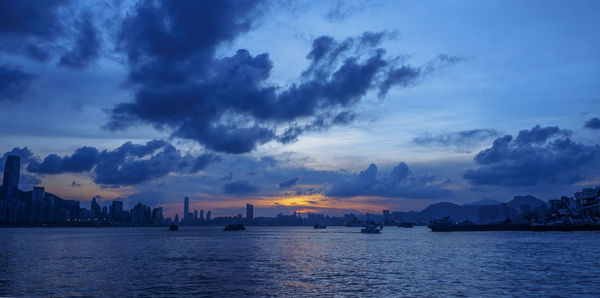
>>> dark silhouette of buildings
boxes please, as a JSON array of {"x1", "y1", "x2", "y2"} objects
[
  {"x1": 1, "y1": 155, "x2": 20, "y2": 200},
  {"x1": 247, "y1": 203, "x2": 254, "y2": 224},
  {"x1": 91, "y1": 197, "x2": 101, "y2": 219},
  {"x1": 183, "y1": 196, "x2": 190, "y2": 223},
  {"x1": 110, "y1": 200, "x2": 124, "y2": 224}
]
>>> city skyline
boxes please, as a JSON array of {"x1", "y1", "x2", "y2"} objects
[
  {"x1": 2, "y1": 153, "x2": 598, "y2": 226},
  {"x1": 1, "y1": 1, "x2": 599, "y2": 219}
]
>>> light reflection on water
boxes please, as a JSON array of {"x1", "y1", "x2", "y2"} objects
[{"x1": 1, "y1": 226, "x2": 599, "y2": 296}]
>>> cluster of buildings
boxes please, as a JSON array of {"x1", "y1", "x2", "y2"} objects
[
  {"x1": 176, "y1": 196, "x2": 214, "y2": 225},
  {"x1": 543, "y1": 187, "x2": 600, "y2": 224},
  {"x1": 0, "y1": 155, "x2": 209, "y2": 226}
]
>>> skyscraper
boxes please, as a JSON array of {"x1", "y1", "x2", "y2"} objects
[
  {"x1": 184, "y1": 197, "x2": 189, "y2": 223},
  {"x1": 206, "y1": 211, "x2": 211, "y2": 222},
  {"x1": 1, "y1": 155, "x2": 20, "y2": 200},
  {"x1": 199, "y1": 210, "x2": 204, "y2": 222},
  {"x1": 193, "y1": 210, "x2": 198, "y2": 223},
  {"x1": 246, "y1": 203, "x2": 254, "y2": 224},
  {"x1": 110, "y1": 200, "x2": 124, "y2": 223},
  {"x1": 32, "y1": 186, "x2": 45, "y2": 201},
  {"x1": 91, "y1": 197, "x2": 101, "y2": 219},
  {"x1": 383, "y1": 210, "x2": 390, "y2": 222}
]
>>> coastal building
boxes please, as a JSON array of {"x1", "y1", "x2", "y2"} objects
[
  {"x1": 91, "y1": 197, "x2": 101, "y2": 219},
  {"x1": 110, "y1": 200, "x2": 124, "y2": 224},
  {"x1": 246, "y1": 203, "x2": 254, "y2": 224},
  {"x1": 183, "y1": 197, "x2": 190, "y2": 223},
  {"x1": 1, "y1": 155, "x2": 20, "y2": 200}
]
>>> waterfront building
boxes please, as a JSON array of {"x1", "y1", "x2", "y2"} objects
[
  {"x1": 110, "y1": 200, "x2": 124, "y2": 224},
  {"x1": 131, "y1": 202, "x2": 151, "y2": 225},
  {"x1": 206, "y1": 211, "x2": 211, "y2": 222},
  {"x1": 247, "y1": 203, "x2": 254, "y2": 224},
  {"x1": 184, "y1": 197, "x2": 190, "y2": 223},
  {"x1": 91, "y1": 197, "x2": 101, "y2": 219},
  {"x1": 1, "y1": 155, "x2": 20, "y2": 200},
  {"x1": 383, "y1": 210, "x2": 390, "y2": 222}
]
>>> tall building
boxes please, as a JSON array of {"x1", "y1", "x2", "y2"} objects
[
  {"x1": 131, "y1": 202, "x2": 151, "y2": 225},
  {"x1": 1, "y1": 155, "x2": 20, "y2": 200},
  {"x1": 30, "y1": 187, "x2": 45, "y2": 223},
  {"x1": 32, "y1": 187, "x2": 45, "y2": 201},
  {"x1": 206, "y1": 211, "x2": 211, "y2": 222},
  {"x1": 199, "y1": 210, "x2": 204, "y2": 222},
  {"x1": 193, "y1": 210, "x2": 198, "y2": 223},
  {"x1": 383, "y1": 210, "x2": 390, "y2": 222},
  {"x1": 91, "y1": 197, "x2": 101, "y2": 219},
  {"x1": 183, "y1": 197, "x2": 189, "y2": 223},
  {"x1": 110, "y1": 200, "x2": 124, "y2": 223},
  {"x1": 246, "y1": 203, "x2": 254, "y2": 224}
]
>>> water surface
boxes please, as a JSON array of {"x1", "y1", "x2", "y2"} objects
[{"x1": 1, "y1": 226, "x2": 599, "y2": 296}]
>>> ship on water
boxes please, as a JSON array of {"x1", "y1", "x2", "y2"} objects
[{"x1": 429, "y1": 187, "x2": 600, "y2": 232}]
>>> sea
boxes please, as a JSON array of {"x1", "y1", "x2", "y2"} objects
[{"x1": 1, "y1": 226, "x2": 599, "y2": 296}]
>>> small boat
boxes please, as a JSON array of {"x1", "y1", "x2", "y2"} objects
[
  {"x1": 361, "y1": 223, "x2": 381, "y2": 234},
  {"x1": 223, "y1": 223, "x2": 245, "y2": 231},
  {"x1": 314, "y1": 223, "x2": 327, "y2": 229},
  {"x1": 169, "y1": 223, "x2": 178, "y2": 231},
  {"x1": 397, "y1": 221, "x2": 414, "y2": 228}
]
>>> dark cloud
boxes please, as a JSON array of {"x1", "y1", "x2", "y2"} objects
[
  {"x1": 71, "y1": 181, "x2": 82, "y2": 187},
  {"x1": 92, "y1": 140, "x2": 192, "y2": 187},
  {"x1": 58, "y1": 15, "x2": 101, "y2": 70},
  {"x1": 279, "y1": 177, "x2": 300, "y2": 189},
  {"x1": 223, "y1": 180, "x2": 259, "y2": 194},
  {"x1": 413, "y1": 129, "x2": 500, "y2": 152},
  {"x1": 326, "y1": 162, "x2": 452, "y2": 199},
  {"x1": 0, "y1": 0, "x2": 102, "y2": 70},
  {"x1": 514, "y1": 125, "x2": 569, "y2": 145},
  {"x1": 0, "y1": 0, "x2": 66, "y2": 61},
  {"x1": 464, "y1": 125, "x2": 600, "y2": 186},
  {"x1": 27, "y1": 146, "x2": 99, "y2": 174},
  {"x1": 7, "y1": 139, "x2": 220, "y2": 187},
  {"x1": 106, "y1": 1, "x2": 457, "y2": 154},
  {"x1": 0, "y1": 147, "x2": 34, "y2": 171},
  {"x1": 0, "y1": 64, "x2": 36, "y2": 101},
  {"x1": 190, "y1": 153, "x2": 222, "y2": 173},
  {"x1": 584, "y1": 117, "x2": 600, "y2": 129}
]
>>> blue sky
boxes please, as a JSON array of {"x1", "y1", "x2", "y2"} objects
[{"x1": 1, "y1": 0, "x2": 599, "y2": 218}]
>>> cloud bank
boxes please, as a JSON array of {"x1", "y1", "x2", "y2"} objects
[
  {"x1": 326, "y1": 162, "x2": 452, "y2": 199},
  {"x1": 464, "y1": 125, "x2": 600, "y2": 186},
  {"x1": 105, "y1": 1, "x2": 461, "y2": 154}
]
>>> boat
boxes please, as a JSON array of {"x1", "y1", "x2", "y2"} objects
[
  {"x1": 313, "y1": 223, "x2": 327, "y2": 229},
  {"x1": 531, "y1": 222, "x2": 600, "y2": 231},
  {"x1": 223, "y1": 223, "x2": 245, "y2": 231},
  {"x1": 397, "y1": 221, "x2": 414, "y2": 228},
  {"x1": 169, "y1": 223, "x2": 178, "y2": 231},
  {"x1": 428, "y1": 222, "x2": 531, "y2": 232},
  {"x1": 361, "y1": 223, "x2": 381, "y2": 234}
]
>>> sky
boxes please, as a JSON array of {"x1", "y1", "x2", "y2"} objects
[{"x1": 1, "y1": 0, "x2": 599, "y2": 218}]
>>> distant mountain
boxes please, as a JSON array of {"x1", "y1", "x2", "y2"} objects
[
  {"x1": 508, "y1": 195, "x2": 547, "y2": 210},
  {"x1": 395, "y1": 196, "x2": 548, "y2": 224},
  {"x1": 420, "y1": 202, "x2": 480, "y2": 222},
  {"x1": 463, "y1": 199, "x2": 502, "y2": 206}
]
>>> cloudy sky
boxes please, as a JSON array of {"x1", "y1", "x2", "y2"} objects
[{"x1": 1, "y1": 0, "x2": 599, "y2": 218}]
